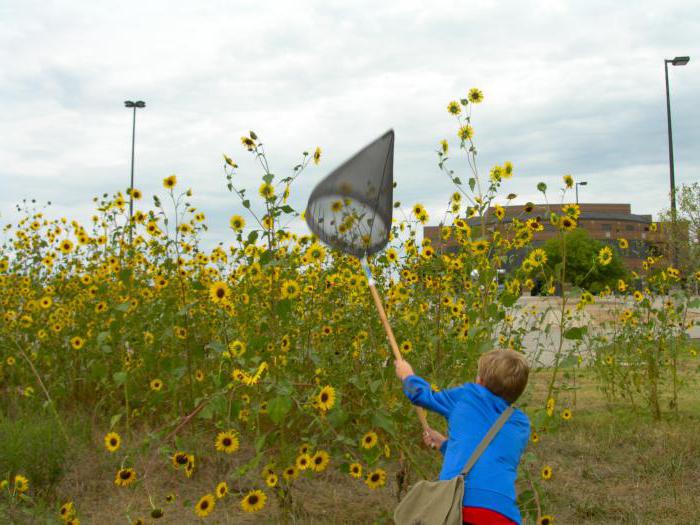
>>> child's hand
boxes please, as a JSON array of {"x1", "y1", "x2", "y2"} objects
[
  {"x1": 395, "y1": 359, "x2": 414, "y2": 381},
  {"x1": 422, "y1": 428, "x2": 447, "y2": 450}
]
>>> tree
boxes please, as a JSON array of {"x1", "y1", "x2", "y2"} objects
[
  {"x1": 658, "y1": 182, "x2": 700, "y2": 286},
  {"x1": 543, "y1": 228, "x2": 627, "y2": 294}
]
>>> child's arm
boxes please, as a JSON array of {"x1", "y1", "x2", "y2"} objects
[
  {"x1": 423, "y1": 428, "x2": 448, "y2": 454},
  {"x1": 395, "y1": 360, "x2": 461, "y2": 418}
]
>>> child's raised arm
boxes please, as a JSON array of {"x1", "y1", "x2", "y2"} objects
[{"x1": 395, "y1": 360, "x2": 461, "y2": 418}]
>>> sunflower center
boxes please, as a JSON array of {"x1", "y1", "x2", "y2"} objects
[
  {"x1": 223, "y1": 438, "x2": 232, "y2": 446},
  {"x1": 120, "y1": 471, "x2": 130, "y2": 479},
  {"x1": 249, "y1": 495, "x2": 258, "y2": 505},
  {"x1": 371, "y1": 474, "x2": 379, "y2": 482},
  {"x1": 321, "y1": 393, "x2": 328, "y2": 402},
  {"x1": 201, "y1": 500, "x2": 209, "y2": 510},
  {"x1": 110, "y1": 438, "x2": 117, "y2": 446},
  {"x1": 217, "y1": 288, "x2": 225, "y2": 298}
]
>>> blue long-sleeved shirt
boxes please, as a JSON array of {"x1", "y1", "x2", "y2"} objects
[{"x1": 403, "y1": 375, "x2": 530, "y2": 525}]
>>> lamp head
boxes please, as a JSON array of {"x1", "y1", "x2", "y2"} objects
[
  {"x1": 579, "y1": 181, "x2": 588, "y2": 186},
  {"x1": 671, "y1": 56, "x2": 690, "y2": 66}
]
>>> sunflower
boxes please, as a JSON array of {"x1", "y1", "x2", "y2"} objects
[
  {"x1": 561, "y1": 409, "x2": 572, "y2": 421},
  {"x1": 446, "y1": 100, "x2": 461, "y2": 115},
  {"x1": 59, "y1": 501, "x2": 75, "y2": 520},
  {"x1": 194, "y1": 494, "x2": 215, "y2": 517},
  {"x1": 265, "y1": 473, "x2": 278, "y2": 487},
  {"x1": 280, "y1": 279, "x2": 300, "y2": 299},
  {"x1": 40, "y1": 296, "x2": 52, "y2": 309},
  {"x1": 208, "y1": 281, "x2": 229, "y2": 303},
  {"x1": 541, "y1": 465, "x2": 553, "y2": 480},
  {"x1": 361, "y1": 431, "x2": 378, "y2": 449},
  {"x1": 440, "y1": 139, "x2": 449, "y2": 153},
  {"x1": 633, "y1": 290, "x2": 643, "y2": 303},
  {"x1": 471, "y1": 240, "x2": 489, "y2": 255},
  {"x1": 104, "y1": 432, "x2": 121, "y2": 452},
  {"x1": 172, "y1": 452, "x2": 189, "y2": 469},
  {"x1": 313, "y1": 146, "x2": 322, "y2": 165},
  {"x1": 561, "y1": 203, "x2": 580, "y2": 219},
  {"x1": 259, "y1": 182, "x2": 275, "y2": 200},
  {"x1": 560, "y1": 216, "x2": 576, "y2": 231},
  {"x1": 66, "y1": 520, "x2": 80, "y2": 525},
  {"x1": 468, "y1": 87, "x2": 484, "y2": 103},
  {"x1": 185, "y1": 456, "x2": 195, "y2": 478},
  {"x1": 95, "y1": 301, "x2": 107, "y2": 313},
  {"x1": 174, "y1": 326, "x2": 187, "y2": 339},
  {"x1": 215, "y1": 430, "x2": 240, "y2": 454},
  {"x1": 14, "y1": 474, "x2": 29, "y2": 493},
  {"x1": 400, "y1": 341, "x2": 412, "y2": 354},
  {"x1": 494, "y1": 205, "x2": 505, "y2": 221},
  {"x1": 365, "y1": 468, "x2": 387, "y2": 489},
  {"x1": 195, "y1": 369, "x2": 205, "y2": 382},
  {"x1": 563, "y1": 174, "x2": 574, "y2": 188},
  {"x1": 162, "y1": 175, "x2": 177, "y2": 189},
  {"x1": 597, "y1": 246, "x2": 613, "y2": 266},
  {"x1": 531, "y1": 431, "x2": 540, "y2": 444},
  {"x1": 70, "y1": 336, "x2": 85, "y2": 350},
  {"x1": 296, "y1": 453, "x2": 311, "y2": 470},
  {"x1": 216, "y1": 481, "x2": 228, "y2": 499},
  {"x1": 349, "y1": 463, "x2": 363, "y2": 479},
  {"x1": 317, "y1": 385, "x2": 336, "y2": 411},
  {"x1": 114, "y1": 468, "x2": 137, "y2": 487},
  {"x1": 539, "y1": 516, "x2": 554, "y2": 525},
  {"x1": 165, "y1": 493, "x2": 176, "y2": 503},
  {"x1": 229, "y1": 214, "x2": 245, "y2": 232},
  {"x1": 457, "y1": 125, "x2": 474, "y2": 141},
  {"x1": 310, "y1": 450, "x2": 330, "y2": 472},
  {"x1": 150, "y1": 378, "x2": 163, "y2": 392},
  {"x1": 240, "y1": 489, "x2": 267, "y2": 513},
  {"x1": 283, "y1": 466, "x2": 299, "y2": 481},
  {"x1": 59, "y1": 239, "x2": 74, "y2": 254},
  {"x1": 528, "y1": 248, "x2": 547, "y2": 267},
  {"x1": 228, "y1": 340, "x2": 246, "y2": 357}
]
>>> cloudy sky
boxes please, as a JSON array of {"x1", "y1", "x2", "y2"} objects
[{"x1": 1, "y1": 0, "x2": 698, "y2": 247}]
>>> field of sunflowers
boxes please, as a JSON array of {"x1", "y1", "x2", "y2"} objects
[{"x1": 1, "y1": 92, "x2": 698, "y2": 524}]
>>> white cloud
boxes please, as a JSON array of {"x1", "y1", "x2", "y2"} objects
[{"x1": 1, "y1": 0, "x2": 698, "y2": 248}]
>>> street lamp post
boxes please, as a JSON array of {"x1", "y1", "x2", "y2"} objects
[
  {"x1": 664, "y1": 56, "x2": 689, "y2": 267},
  {"x1": 575, "y1": 181, "x2": 587, "y2": 205},
  {"x1": 124, "y1": 100, "x2": 146, "y2": 242}
]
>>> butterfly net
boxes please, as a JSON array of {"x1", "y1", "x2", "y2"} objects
[{"x1": 305, "y1": 130, "x2": 394, "y2": 258}]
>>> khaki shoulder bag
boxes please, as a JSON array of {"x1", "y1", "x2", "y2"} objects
[{"x1": 393, "y1": 405, "x2": 514, "y2": 525}]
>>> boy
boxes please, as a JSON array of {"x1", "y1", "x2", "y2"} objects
[{"x1": 395, "y1": 349, "x2": 531, "y2": 525}]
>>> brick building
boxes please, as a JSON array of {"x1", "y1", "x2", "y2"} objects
[{"x1": 423, "y1": 203, "x2": 675, "y2": 271}]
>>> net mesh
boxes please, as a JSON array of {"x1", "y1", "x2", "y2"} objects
[{"x1": 305, "y1": 130, "x2": 394, "y2": 258}]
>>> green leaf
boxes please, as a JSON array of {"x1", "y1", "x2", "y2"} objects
[
  {"x1": 453, "y1": 177, "x2": 462, "y2": 185},
  {"x1": 268, "y1": 396, "x2": 292, "y2": 424},
  {"x1": 328, "y1": 408, "x2": 349, "y2": 428},
  {"x1": 372, "y1": 412, "x2": 395, "y2": 434},
  {"x1": 537, "y1": 182, "x2": 547, "y2": 192},
  {"x1": 280, "y1": 205, "x2": 294, "y2": 213},
  {"x1": 263, "y1": 173, "x2": 274, "y2": 184},
  {"x1": 469, "y1": 178, "x2": 476, "y2": 191},
  {"x1": 110, "y1": 413, "x2": 122, "y2": 429},
  {"x1": 242, "y1": 199, "x2": 251, "y2": 208},
  {"x1": 115, "y1": 302, "x2": 130, "y2": 312},
  {"x1": 563, "y1": 326, "x2": 587, "y2": 340},
  {"x1": 247, "y1": 231, "x2": 258, "y2": 244},
  {"x1": 255, "y1": 433, "x2": 267, "y2": 453},
  {"x1": 113, "y1": 371, "x2": 127, "y2": 385}
]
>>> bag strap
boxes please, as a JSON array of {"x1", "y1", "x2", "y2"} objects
[{"x1": 460, "y1": 405, "x2": 514, "y2": 477}]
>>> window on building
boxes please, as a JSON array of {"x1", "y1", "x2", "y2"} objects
[
  {"x1": 601, "y1": 223, "x2": 612, "y2": 231},
  {"x1": 626, "y1": 225, "x2": 634, "y2": 231}
]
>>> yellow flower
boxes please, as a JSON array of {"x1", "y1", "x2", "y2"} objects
[
  {"x1": 317, "y1": 385, "x2": 336, "y2": 411},
  {"x1": 360, "y1": 431, "x2": 378, "y2": 449},
  {"x1": 296, "y1": 453, "x2": 311, "y2": 470},
  {"x1": 240, "y1": 489, "x2": 267, "y2": 513},
  {"x1": 457, "y1": 125, "x2": 474, "y2": 141},
  {"x1": 561, "y1": 409, "x2": 572, "y2": 421},
  {"x1": 541, "y1": 465, "x2": 553, "y2": 480},
  {"x1": 59, "y1": 501, "x2": 75, "y2": 520},
  {"x1": 365, "y1": 468, "x2": 386, "y2": 489},
  {"x1": 104, "y1": 432, "x2": 121, "y2": 452},
  {"x1": 70, "y1": 336, "x2": 85, "y2": 350},
  {"x1": 313, "y1": 147, "x2": 322, "y2": 165},
  {"x1": 310, "y1": 450, "x2": 330, "y2": 472},
  {"x1": 229, "y1": 215, "x2": 245, "y2": 232},
  {"x1": 539, "y1": 515, "x2": 555, "y2": 525},
  {"x1": 502, "y1": 161, "x2": 513, "y2": 178},
  {"x1": 494, "y1": 205, "x2": 505, "y2": 221},
  {"x1": 440, "y1": 139, "x2": 449, "y2": 153},
  {"x1": 194, "y1": 494, "x2": 215, "y2": 517},
  {"x1": 228, "y1": 340, "x2": 246, "y2": 357},
  {"x1": 150, "y1": 378, "x2": 163, "y2": 392},
  {"x1": 446, "y1": 101, "x2": 461, "y2": 115},
  {"x1": 349, "y1": 463, "x2": 363, "y2": 479},
  {"x1": 468, "y1": 88, "x2": 484, "y2": 103},
  {"x1": 528, "y1": 248, "x2": 547, "y2": 267},
  {"x1": 163, "y1": 175, "x2": 177, "y2": 189},
  {"x1": 209, "y1": 281, "x2": 230, "y2": 303},
  {"x1": 618, "y1": 238, "x2": 629, "y2": 249},
  {"x1": 597, "y1": 246, "x2": 613, "y2": 266},
  {"x1": 563, "y1": 174, "x2": 574, "y2": 188},
  {"x1": 280, "y1": 279, "x2": 300, "y2": 299},
  {"x1": 259, "y1": 182, "x2": 275, "y2": 200},
  {"x1": 215, "y1": 430, "x2": 240, "y2": 454},
  {"x1": 114, "y1": 468, "x2": 137, "y2": 487},
  {"x1": 14, "y1": 474, "x2": 29, "y2": 493},
  {"x1": 216, "y1": 481, "x2": 228, "y2": 499},
  {"x1": 265, "y1": 473, "x2": 278, "y2": 487},
  {"x1": 633, "y1": 290, "x2": 643, "y2": 303}
]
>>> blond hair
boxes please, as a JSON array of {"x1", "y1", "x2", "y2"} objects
[{"x1": 477, "y1": 349, "x2": 529, "y2": 403}]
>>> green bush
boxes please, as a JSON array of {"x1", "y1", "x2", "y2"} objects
[{"x1": 0, "y1": 410, "x2": 69, "y2": 494}]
